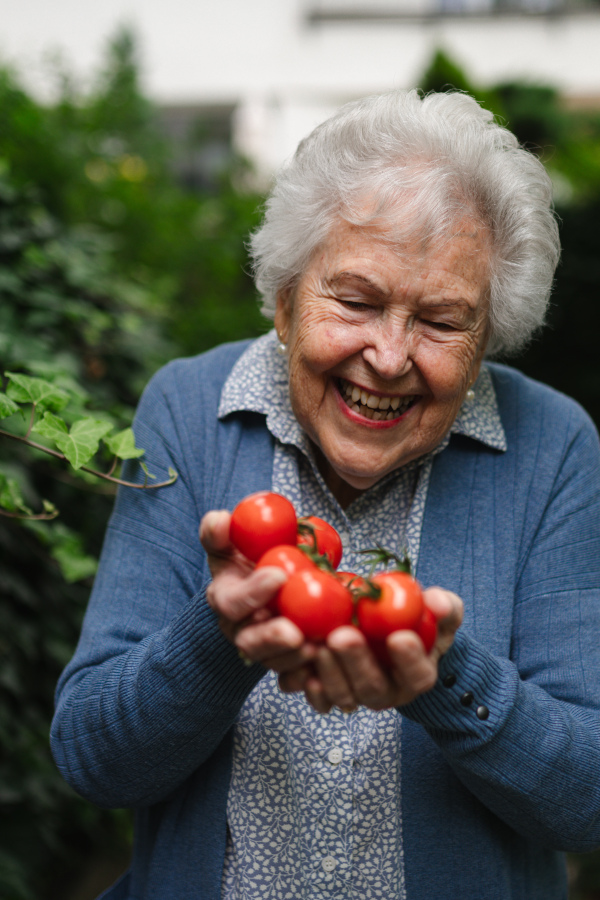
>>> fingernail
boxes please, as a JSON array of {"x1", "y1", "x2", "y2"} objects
[{"x1": 253, "y1": 567, "x2": 287, "y2": 589}]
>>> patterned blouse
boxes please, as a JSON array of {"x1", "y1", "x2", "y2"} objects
[{"x1": 218, "y1": 331, "x2": 506, "y2": 900}]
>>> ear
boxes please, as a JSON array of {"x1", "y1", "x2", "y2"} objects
[{"x1": 274, "y1": 287, "x2": 293, "y2": 344}]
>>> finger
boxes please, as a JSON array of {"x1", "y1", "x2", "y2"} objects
[
  {"x1": 313, "y1": 646, "x2": 358, "y2": 712},
  {"x1": 234, "y1": 615, "x2": 306, "y2": 662},
  {"x1": 386, "y1": 630, "x2": 438, "y2": 701},
  {"x1": 326, "y1": 626, "x2": 394, "y2": 709},
  {"x1": 423, "y1": 587, "x2": 462, "y2": 626},
  {"x1": 207, "y1": 566, "x2": 287, "y2": 621},
  {"x1": 422, "y1": 588, "x2": 464, "y2": 656},
  {"x1": 199, "y1": 510, "x2": 233, "y2": 556},
  {"x1": 279, "y1": 666, "x2": 311, "y2": 693},
  {"x1": 303, "y1": 675, "x2": 333, "y2": 715}
]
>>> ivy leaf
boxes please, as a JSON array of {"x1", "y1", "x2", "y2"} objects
[
  {"x1": 55, "y1": 418, "x2": 114, "y2": 469},
  {"x1": 51, "y1": 539, "x2": 98, "y2": 582},
  {"x1": 31, "y1": 412, "x2": 69, "y2": 442},
  {"x1": 4, "y1": 372, "x2": 70, "y2": 413},
  {"x1": 103, "y1": 427, "x2": 145, "y2": 460},
  {"x1": 140, "y1": 461, "x2": 156, "y2": 482},
  {"x1": 33, "y1": 414, "x2": 113, "y2": 469},
  {"x1": 0, "y1": 471, "x2": 32, "y2": 515},
  {"x1": 30, "y1": 521, "x2": 98, "y2": 582},
  {"x1": 0, "y1": 393, "x2": 20, "y2": 420}
]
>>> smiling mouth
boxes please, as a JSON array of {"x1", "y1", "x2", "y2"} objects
[{"x1": 337, "y1": 378, "x2": 416, "y2": 421}]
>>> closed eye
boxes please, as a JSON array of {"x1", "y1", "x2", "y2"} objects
[
  {"x1": 422, "y1": 320, "x2": 457, "y2": 331},
  {"x1": 339, "y1": 300, "x2": 372, "y2": 311}
]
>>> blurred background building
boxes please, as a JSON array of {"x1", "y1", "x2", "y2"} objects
[{"x1": 2, "y1": 0, "x2": 600, "y2": 184}]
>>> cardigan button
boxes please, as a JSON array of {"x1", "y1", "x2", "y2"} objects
[
  {"x1": 442, "y1": 674, "x2": 456, "y2": 688},
  {"x1": 460, "y1": 691, "x2": 474, "y2": 706},
  {"x1": 476, "y1": 705, "x2": 490, "y2": 720}
]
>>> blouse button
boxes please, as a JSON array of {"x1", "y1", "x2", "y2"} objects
[
  {"x1": 460, "y1": 691, "x2": 474, "y2": 706},
  {"x1": 442, "y1": 674, "x2": 456, "y2": 688},
  {"x1": 322, "y1": 855, "x2": 337, "y2": 872},
  {"x1": 328, "y1": 747, "x2": 343, "y2": 765}
]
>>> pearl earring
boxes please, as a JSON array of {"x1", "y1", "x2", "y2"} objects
[
  {"x1": 276, "y1": 333, "x2": 287, "y2": 356},
  {"x1": 465, "y1": 388, "x2": 475, "y2": 403}
]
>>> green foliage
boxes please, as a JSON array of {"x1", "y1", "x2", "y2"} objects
[
  {"x1": 515, "y1": 197, "x2": 600, "y2": 429},
  {"x1": 0, "y1": 28, "x2": 267, "y2": 898},
  {"x1": 0, "y1": 29, "x2": 267, "y2": 360},
  {"x1": 0, "y1": 165, "x2": 173, "y2": 897}
]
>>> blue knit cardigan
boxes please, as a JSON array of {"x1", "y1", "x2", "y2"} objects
[{"x1": 51, "y1": 340, "x2": 600, "y2": 900}]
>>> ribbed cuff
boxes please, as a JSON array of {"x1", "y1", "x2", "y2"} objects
[{"x1": 400, "y1": 630, "x2": 520, "y2": 748}]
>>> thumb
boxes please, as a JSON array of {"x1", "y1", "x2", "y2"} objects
[
  {"x1": 206, "y1": 565, "x2": 288, "y2": 622},
  {"x1": 199, "y1": 510, "x2": 232, "y2": 555}
]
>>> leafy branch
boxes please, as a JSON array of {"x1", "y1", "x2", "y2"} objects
[{"x1": 0, "y1": 371, "x2": 177, "y2": 519}]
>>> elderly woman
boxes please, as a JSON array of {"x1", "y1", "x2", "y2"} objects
[{"x1": 51, "y1": 90, "x2": 600, "y2": 900}]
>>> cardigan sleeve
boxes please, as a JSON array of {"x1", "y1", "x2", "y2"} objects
[
  {"x1": 50, "y1": 362, "x2": 266, "y2": 809},
  {"x1": 402, "y1": 406, "x2": 600, "y2": 852}
]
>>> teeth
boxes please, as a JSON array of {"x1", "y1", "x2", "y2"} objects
[{"x1": 339, "y1": 379, "x2": 414, "y2": 421}]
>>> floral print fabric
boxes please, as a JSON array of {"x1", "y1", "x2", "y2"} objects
[{"x1": 219, "y1": 331, "x2": 506, "y2": 899}]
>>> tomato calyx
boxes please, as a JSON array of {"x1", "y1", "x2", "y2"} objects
[
  {"x1": 351, "y1": 544, "x2": 413, "y2": 603},
  {"x1": 295, "y1": 540, "x2": 337, "y2": 574},
  {"x1": 359, "y1": 543, "x2": 412, "y2": 577}
]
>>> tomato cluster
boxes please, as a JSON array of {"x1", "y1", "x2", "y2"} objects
[{"x1": 229, "y1": 491, "x2": 438, "y2": 659}]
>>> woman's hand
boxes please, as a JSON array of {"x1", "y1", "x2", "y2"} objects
[
  {"x1": 199, "y1": 510, "x2": 319, "y2": 677},
  {"x1": 279, "y1": 588, "x2": 463, "y2": 714}
]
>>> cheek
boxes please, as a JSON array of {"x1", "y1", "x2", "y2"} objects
[
  {"x1": 290, "y1": 317, "x2": 361, "y2": 373},
  {"x1": 420, "y1": 340, "x2": 480, "y2": 398}
]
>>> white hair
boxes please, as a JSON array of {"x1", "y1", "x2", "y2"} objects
[{"x1": 249, "y1": 89, "x2": 560, "y2": 357}]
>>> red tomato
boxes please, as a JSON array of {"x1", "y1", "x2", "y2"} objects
[
  {"x1": 357, "y1": 571, "x2": 425, "y2": 667},
  {"x1": 277, "y1": 568, "x2": 354, "y2": 642},
  {"x1": 255, "y1": 545, "x2": 316, "y2": 613},
  {"x1": 229, "y1": 491, "x2": 297, "y2": 562},
  {"x1": 297, "y1": 516, "x2": 343, "y2": 569},
  {"x1": 415, "y1": 606, "x2": 438, "y2": 654}
]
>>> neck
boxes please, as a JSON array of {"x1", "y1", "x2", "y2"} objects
[{"x1": 312, "y1": 443, "x2": 366, "y2": 510}]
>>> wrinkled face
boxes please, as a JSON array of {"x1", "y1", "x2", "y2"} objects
[{"x1": 275, "y1": 217, "x2": 491, "y2": 504}]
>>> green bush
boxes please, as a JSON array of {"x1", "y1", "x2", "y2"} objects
[
  {"x1": 0, "y1": 171, "x2": 171, "y2": 898},
  {"x1": 0, "y1": 29, "x2": 268, "y2": 898}
]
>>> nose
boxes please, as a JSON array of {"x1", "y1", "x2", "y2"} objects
[{"x1": 361, "y1": 320, "x2": 414, "y2": 381}]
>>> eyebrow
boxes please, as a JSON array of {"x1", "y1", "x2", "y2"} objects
[
  {"x1": 327, "y1": 272, "x2": 392, "y2": 298},
  {"x1": 417, "y1": 297, "x2": 475, "y2": 313}
]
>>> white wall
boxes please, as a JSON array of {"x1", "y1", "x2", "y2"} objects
[{"x1": 2, "y1": 0, "x2": 599, "y2": 174}]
